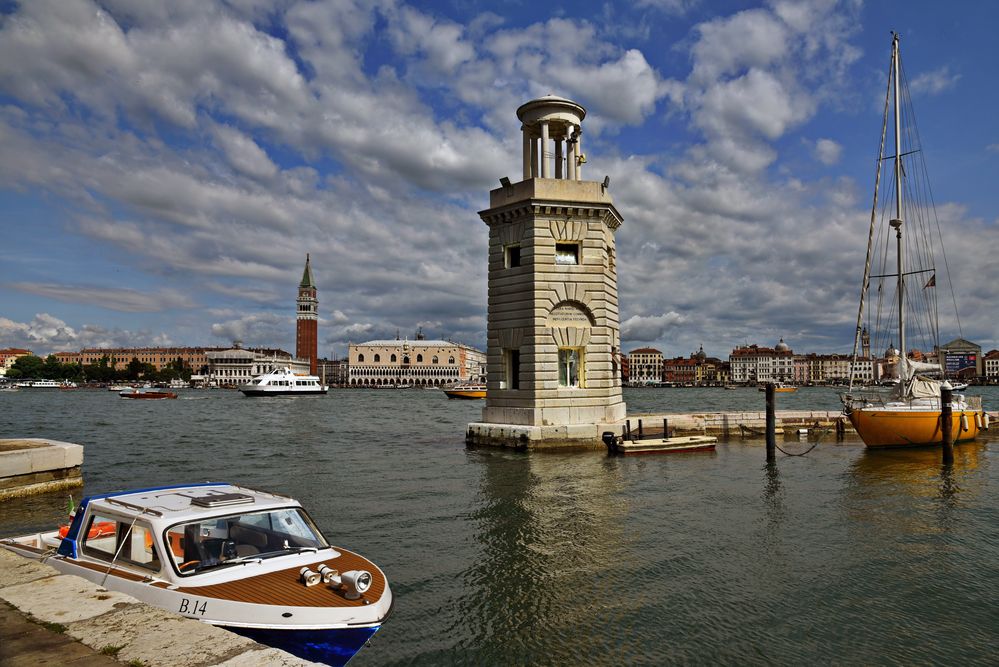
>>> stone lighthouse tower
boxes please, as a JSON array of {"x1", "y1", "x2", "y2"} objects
[
  {"x1": 296, "y1": 254, "x2": 318, "y2": 375},
  {"x1": 467, "y1": 95, "x2": 626, "y2": 449}
]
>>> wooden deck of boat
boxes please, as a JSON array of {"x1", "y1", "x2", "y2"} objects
[{"x1": 171, "y1": 547, "x2": 386, "y2": 608}]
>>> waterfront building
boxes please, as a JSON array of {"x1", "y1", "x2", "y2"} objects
[
  {"x1": 317, "y1": 357, "x2": 350, "y2": 387},
  {"x1": 984, "y1": 349, "x2": 999, "y2": 382},
  {"x1": 348, "y1": 336, "x2": 485, "y2": 387},
  {"x1": 938, "y1": 338, "x2": 982, "y2": 379},
  {"x1": 468, "y1": 95, "x2": 626, "y2": 448},
  {"x1": 77, "y1": 347, "x2": 225, "y2": 373},
  {"x1": 627, "y1": 348, "x2": 663, "y2": 385},
  {"x1": 205, "y1": 345, "x2": 307, "y2": 387},
  {"x1": 729, "y1": 339, "x2": 794, "y2": 384},
  {"x1": 663, "y1": 356, "x2": 696, "y2": 385},
  {"x1": 296, "y1": 254, "x2": 319, "y2": 376},
  {"x1": 0, "y1": 348, "x2": 32, "y2": 376}
]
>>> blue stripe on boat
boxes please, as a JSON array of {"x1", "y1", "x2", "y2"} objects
[{"x1": 228, "y1": 626, "x2": 379, "y2": 666}]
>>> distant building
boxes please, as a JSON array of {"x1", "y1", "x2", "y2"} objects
[
  {"x1": 317, "y1": 357, "x2": 350, "y2": 387},
  {"x1": 0, "y1": 348, "x2": 32, "y2": 376},
  {"x1": 77, "y1": 347, "x2": 225, "y2": 373},
  {"x1": 348, "y1": 336, "x2": 485, "y2": 387},
  {"x1": 627, "y1": 348, "x2": 663, "y2": 385},
  {"x1": 296, "y1": 254, "x2": 319, "y2": 376},
  {"x1": 984, "y1": 350, "x2": 999, "y2": 382},
  {"x1": 938, "y1": 338, "x2": 982, "y2": 379},
  {"x1": 205, "y1": 345, "x2": 306, "y2": 387},
  {"x1": 729, "y1": 339, "x2": 794, "y2": 384}
]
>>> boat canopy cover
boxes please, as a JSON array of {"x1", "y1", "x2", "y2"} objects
[{"x1": 907, "y1": 375, "x2": 942, "y2": 399}]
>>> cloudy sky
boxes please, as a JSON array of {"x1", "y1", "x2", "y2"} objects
[{"x1": 1, "y1": 0, "x2": 997, "y2": 360}]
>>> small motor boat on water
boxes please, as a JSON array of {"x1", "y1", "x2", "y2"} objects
[
  {"x1": 443, "y1": 383, "x2": 486, "y2": 399},
  {"x1": 1, "y1": 483, "x2": 391, "y2": 666},
  {"x1": 119, "y1": 388, "x2": 178, "y2": 399}
]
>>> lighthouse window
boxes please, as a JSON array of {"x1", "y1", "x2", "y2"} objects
[
  {"x1": 558, "y1": 348, "x2": 583, "y2": 388},
  {"x1": 505, "y1": 244, "x2": 521, "y2": 268},
  {"x1": 555, "y1": 243, "x2": 579, "y2": 265}
]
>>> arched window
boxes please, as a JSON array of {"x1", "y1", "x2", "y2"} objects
[
  {"x1": 417, "y1": 354, "x2": 423, "y2": 363},
  {"x1": 449, "y1": 356, "x2": 455, "y2": 364},
  {"x1": 374, "y1": 354, "x2": 380, "y2": 363},
  {"x1": 403, "y1": 356, "x2": 410, "y2": 364},
  {"x1": 358, "y1": 354, "x2": 365, "y2": 363},
  {"x1": 432, "y1": 356, "x2": 438, "y2": 364},
  {"x1": 391, "y1": 354, "x2": 397, "y2": 362}
]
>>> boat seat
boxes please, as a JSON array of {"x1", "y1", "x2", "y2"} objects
[{"x1": 229, "y1": 524, "x2": 268, "y2": 552}]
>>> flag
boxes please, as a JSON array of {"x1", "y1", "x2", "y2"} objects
[{"x1": 923, "y1": 274, "x2": 936, "y2": 289}]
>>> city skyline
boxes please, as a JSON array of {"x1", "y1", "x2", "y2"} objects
[{"x1": 2, "y1": 0, "x2": 997, "y2": 358}]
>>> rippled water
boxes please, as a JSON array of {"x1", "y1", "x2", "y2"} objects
[{"x1": 2, "y1": 387, "x2": 997, "y2": 665}]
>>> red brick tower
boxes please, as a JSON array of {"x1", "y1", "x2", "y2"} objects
[{"x1": 296, "y1": 254, "x2": 318, "y2": 375}]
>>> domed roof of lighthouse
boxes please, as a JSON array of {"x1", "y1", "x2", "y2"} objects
[
  {"x1": 775, "y1": 338, "x2": 790, "y2": 352},
  {"x1": 516, "y1": 95, "x2": 586, "y2": 125}
]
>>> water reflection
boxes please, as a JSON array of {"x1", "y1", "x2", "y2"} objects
[{"x1": 458, "y1": 450, "x2": 634, "y2": 663}]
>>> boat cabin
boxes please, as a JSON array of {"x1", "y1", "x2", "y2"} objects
[{"x1": 58, "y1": 484, "x2": 331, "y2": 582}]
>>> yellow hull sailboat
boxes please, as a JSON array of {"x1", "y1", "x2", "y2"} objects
[
  {"x1": 841, "y1": 34, "x2": 986, "y2": 449},
  {"x1": 847, "y1": 403, "x2": 979, "y2": 448}
]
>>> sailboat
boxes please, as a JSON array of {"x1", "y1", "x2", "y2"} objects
[{"x1": 842, "y1": 33, "x2": 985, "y2": 448}]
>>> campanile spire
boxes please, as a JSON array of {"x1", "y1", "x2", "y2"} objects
[{"x1": 296, "y1": 254, "x2": 318, "y2": 375}]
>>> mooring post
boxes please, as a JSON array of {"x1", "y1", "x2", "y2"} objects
[
  {"x1": 663, "y1": 418, "x2": 669, "y2": 439},
  {"x1": 638, "y1": 419, "x2": 644, "y2": 440},
  {"x1": 625, "y1": 420, "x2": 631, "y2": 440},
  {"x1": 766, "y1": 383, "x2": 776, "y2": 463},
  {"x1": 941, "y1": 383, "x2": 954, "y2": 464}
]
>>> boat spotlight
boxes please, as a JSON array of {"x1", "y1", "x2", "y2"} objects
[
  {"x1": 299, "y1": 567, "x2": 321, "y2": 587},
  {"x1": 316, "y1": 564, "x2": 339, "y2": 584},
  {"x1": 340, "y1": 570, "x2": 372, "y2": 600}
]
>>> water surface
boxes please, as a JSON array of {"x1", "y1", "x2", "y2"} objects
[{"x1": 2, "y1": 386, "x2": 997, "y2": 665}]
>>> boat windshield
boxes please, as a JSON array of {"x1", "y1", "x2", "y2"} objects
[{"x1": 165, "y1": 507, "x2": 330, "y2": 576}]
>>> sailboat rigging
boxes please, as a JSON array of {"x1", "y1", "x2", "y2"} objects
[{"x1": 841, "y1": 33, "x2": 985, "y2": 448}]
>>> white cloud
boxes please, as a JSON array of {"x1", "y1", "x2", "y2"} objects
[
  {"x1": 6, "y1": 284, "x2": 196, "y2": 312},
  {"x1": 621, "y1": 312, "x2": 688, "y2": 343},
  {"x1": 814, "y1": 138, "x2": 842, "y2": 165},
  {"x1": 909, "y1": 66, "x2": 961, "y2": 96},
  {"x1": 0, "y1": 313, "x2": 174, "y2": 353}
]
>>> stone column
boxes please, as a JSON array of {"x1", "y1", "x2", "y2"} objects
[
  {"x1": 530, "y1": 136, "x2": 538, "y2": 178},
  {"x1": 540, "y1": 121, "x2": 550, "y2": 178},
  {"x1": 522, "y1": 126, "x2": 531, "y2": 181},
  {"x1": 554, "y1": 137, "x2": 563, "y2": 179}
]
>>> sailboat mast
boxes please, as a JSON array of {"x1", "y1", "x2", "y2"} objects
[{"x1": 891, "y1": 32, "x2": 907, "y2": 387}]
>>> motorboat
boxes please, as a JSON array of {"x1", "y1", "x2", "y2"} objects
[
  {"x1": 1, "y1": 483, "x2": 391, "y2": 666},
  {"x1": 120, "y1": 388, "x2": 178, "y2": 399},
  {"x1": 16, "y1": 379, "x2": 63, "y2": 389},
  {"x1": 443, "y1": 383, "x2": 486, "y2": 399},
  {"x1": 239, "y1": 368, "x2": 327, "y2": 396}
]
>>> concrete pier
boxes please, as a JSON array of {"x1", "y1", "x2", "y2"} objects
[
  {"x1": 467, "y1": 410, "x2": 856, "y2": 450},
  {"x1": 0, "y1": 438, "x2": 84, "y2": 501},
  {"x1": 0, "y1": 548, "x2": 317, "y2": 665}
]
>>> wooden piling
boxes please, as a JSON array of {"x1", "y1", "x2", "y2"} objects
[
  {"x1": 637, "y1": 419, "x2": 644, "y2": 440},
  {"x1": 765, "y1": 383, "x2": 776, "y2": 463},
  {"x1": 941, "y1": 384, "x2": 954, "y2": 464},
  {"x1": 663, "y1": 418, "x2": 669, "y2": 439}
]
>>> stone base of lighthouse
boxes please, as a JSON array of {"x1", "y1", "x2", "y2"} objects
[{"x1": 465, "y1": 418, "x2": 627, "y2": 451}]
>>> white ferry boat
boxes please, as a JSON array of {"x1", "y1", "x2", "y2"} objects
[
  {"x1": 2, "y1": 483, "x2": 391, "y2": 666},
  {"x1": 239, "y1": 368, "x2": 327, "y2": 396}
]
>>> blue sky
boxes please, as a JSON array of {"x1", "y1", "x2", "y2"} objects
[{"x1": 1, "y1": 0, "x2": 997, "y2": 359}]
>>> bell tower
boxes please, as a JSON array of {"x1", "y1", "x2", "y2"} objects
[
  {"x1": 296, "y1": 254, "x2": 318, "y2": 375},
  {"x1": 468, "y1": 96, "x2": 626, "y2": 448}
]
